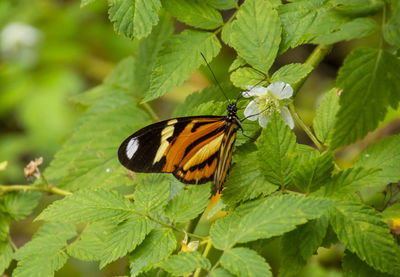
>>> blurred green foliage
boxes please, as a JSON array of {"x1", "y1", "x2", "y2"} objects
[{"x1": 0, "y1": 0, "x2": 135, "y2": 184}]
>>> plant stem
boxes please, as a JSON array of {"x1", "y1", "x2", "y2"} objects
[
  {"x1": 8, "y1": 237, "x2": 18, "y2": 252},
  {"x1": 193, "y1": 238, "x2": 213, "y2": 277},
  {"x1": 0, "y1": 184, "x2": 72, "y2": 197},
  {"x1": 140, "y1": 101, "x2": 160, "y2": 122},
  {"x1": 289, "y1": 103, "x2": 324, "y2": 151},
  {"x1": 292, "y1": 44, "x2": 333, "y2": 97}
]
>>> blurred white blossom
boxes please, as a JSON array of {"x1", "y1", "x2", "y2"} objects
[{"x1": 1, "y1": 22, "x2": 42, "y2": 66}]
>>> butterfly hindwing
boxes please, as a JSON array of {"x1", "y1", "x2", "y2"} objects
[{"x1": 118, "y1": 116, "x2": 228, "y2": 185}]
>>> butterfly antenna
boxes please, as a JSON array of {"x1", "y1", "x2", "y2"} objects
[{"x1": 200, "y1": 53, "x2": 230, "y2": 102}]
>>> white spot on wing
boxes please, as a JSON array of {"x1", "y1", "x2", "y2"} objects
[{"x1": 126, "y1": 138, "x2": 139, "y2": 159}]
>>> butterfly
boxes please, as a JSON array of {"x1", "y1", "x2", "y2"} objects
[{"x1": 118, "y1": 102, "x2": 242, "y2": 194}]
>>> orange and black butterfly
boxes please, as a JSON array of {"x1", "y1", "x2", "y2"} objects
[{"x1": 118, "y1": 102, "x2": 242, "y2": 195}]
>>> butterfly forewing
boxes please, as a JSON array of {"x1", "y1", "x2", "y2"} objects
[{"x1": 118, "y1": 116, "x2": 227, "y2": 183}]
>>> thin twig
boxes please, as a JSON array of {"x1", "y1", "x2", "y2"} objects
[{"x1": 289, "y1": 104, "x2": 324, "y2": 151}]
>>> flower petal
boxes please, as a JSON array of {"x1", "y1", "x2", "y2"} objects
[
  {"x1": 244, "y1": 100, "x2": 259, "y2": 121},
  {"x1": 258, "y1": 113, "x2": 271, "y2": 128},
  {"x1": 281, "y1": 106, "x2": 294, "y2": 129},
  {"x1": 243, "y1": 86, "x2": 268, "y2": 98},
  {"x1": 267, "y1": 82, "x2": 293, "y2": 99}
]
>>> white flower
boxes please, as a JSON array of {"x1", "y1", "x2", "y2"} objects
[{"x1": 242, "y1": 81, "x2": 294, "y2": 129}]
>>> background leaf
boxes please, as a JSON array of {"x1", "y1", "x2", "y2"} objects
[
  {"x1": 342, "y1": 251, "x2": 393, "y2": 277},
  {"x1": 145, "y1": 30, "x2": 221, "y2": 102},
  {"x1": 313, "y1": 88, "x2": 340, "y2": 146},
  {"x1": 355, "y1": 134, "x2": 400, "y2": 189},
  {"x1": 331, "y1": 48, "x2": 400, "y2": 149},
  {"x1": 383, "y1": 0, "x2": 400, "y2": 47},
  {"x1": 163, "y1": 0, "x2": 223, "y2": 30},
  {"x1": 279, "y1": 217, "x2": 328, "y2": 277},
  {"x1": 134, "y1": 13, "x2": 174, "y2": 96},
  {"x1": 230, "y1": 67, "x2": 266, "y2": 89},
  {"x1": 220, "y1": 247, "x2": 272, "y2": 277},
  {"x1": 271, "y1": 63, "x2": 313, "y2": 85},
  {"x1": 108, "y1": 0, "x2": 161, "y2": 39},
  {"x1": 100, "y1": 214, "x2": 152, "y2": 268},
  {"x1": 134, "y1": 174, "x2": 170, "y2": 215},
  {"x1": 165, "y1": 184, "x2": 210, "y2": 223},
  {"x1": 158, "y1": 251, "x2": 211, "y2": 276},
  {"x1": 36, "y1": 189, "x2": 135, "y2": 223},
  {"x1": 320, "y1": 167, "x2": 381, "y2": 200},
  {"x1": 278, "y1": 0, "x2": 380, "y2": 53},
  {"x1": 211, "y1": 195, "x2": 332, "y2": 250},
  {"x1": 329, "y1": 201, "x2": 400, "y2": 275},
  {"x1": 231, "y1": 0, "x2": 281, "y2": 73},
  {"x1": 292, "y1": 151, "x2": 334, "y2": 194},
  {"x1": 257, "y1": 113, "x2": 297, "y2": 188},
  {"x1": 129, "y1": 228, "x2": 177, "y2": 276},
  {"x1": 222, "y1": 151, "x2": 278, "y2": 205},
  {"x1": 205, "y1": 0, "x2": 237, "y2": 10},
  {"x1": 13, "y1": 222, "x2": 76, "y2": 277},
  {"x1": 0, "y1": 243, "x2": 12, "y2": 275},
  {"x1": 1, "y1": 191, "x2": 40, "y2": 220}
]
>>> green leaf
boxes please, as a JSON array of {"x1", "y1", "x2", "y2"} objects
[
  {"x1": 100, "y1": 215, "x2": 152, "y2": 268},
  {"x1": 163, "y1": 0, "x2": 223, "y2": 29},
  {"x1": 271, "y1": 63, "x2": 313, "y2": 86},
  {"x1": 292, "y1": 151, "x2": 334, "y2": 194},
  {"x1": 295, "y1": 144, "x2": 320, "y2": 165},
  {"x1": 210, "y1": 268, "x2": 235, "y2": 277},
  {"x1": 342, "y1": 251, "x2": 393, "y2": 277},
  {"x1": 312, "y1": 18, "x2": 377, "y2": 45},
  {"x1": 172, "y1": 84, "x2": 241, "y2": 117},
  {"x1": 205, "y1": 0, "x2": 237, "y2": 10},
  {"x1": 221, "y1": 20, "x2": 234, "y2": 46},
  {"x1": 279, "y1": 237, "x2": 306, "y2": 277},
  {"x1": 331, "y1": 48, "x2": 400, "y2": 149},
  {"x1": 1, "y1": 191, "x2": 40, "y2": 221},
  {"x1": 230, "y1": 67, "x2": 266, "y2": 89},
  {"x1": 104, "y1": 57, "x2": 136, "y2": 91},
  {"x1": 158, "y1": 251, "x2": 211, "y2": 276},
  {"x1": 280, "y1": 216, "x2": 329, "y2": 277},
  {"x1": 333, "y1": 0, "x2": 384, "y2": 17},
  {"x1": 278, "y1": 0, "x2": 380, "y2": 53},
  {"x1": 42, "y1": 89, "x2": 150, "y2": 190},
  {"x1": 36, "y1": 189, "x2": 135, "y2": 223},
  {"x1": 210, "y1": 195, "x2": 332, "y2": 250},
  {"x1": 384, "y1": 0, "x2": 400, "y2": 47},
  {"x1": 329, "y1": 201, "x2": 400, "y2": 275},
  {"x1": 220, "y1": 247, "x2": 272, "y2": 277},
  {"x1": 134, "y1": 174, "x2": 170, "y2": 215},
  {"x1": 320, "y1": 167, "x2": 381, "y2": 200},
  {"x1": 0, "y1": 243, "x2": 12, "y2": 275},
  {"x1": 0, "y1": 215, "x2": 9, "y2": 242},
  {"x1": 145, "y1": 30, "x2": 221, "y2": 102},
  {"x1": 228, "y1": 56, "x2": 247, "y2": 72},
  {"x1": 108, "y1": 0, "x2": 161, "y2": 39},
  {"x1": 134, "y1": 13, "x2": 174, "y2": 96},
  {"x1": 222, "y1": 151, "x2": 279, "y2": 206},
  {"x1": 356, "y1": 134, "x2": 400, "y2": 189},
  {"x1": 129, "y1": 228, "x2": 177, "y2": 276},
  {"x1": 313, "y1": 88, "x2": 340, "y2": 146},
  {"x1": 231, "y1": 0, "x2": 281, "y2": 73},
  {"x1": 165, "y1": 184, "x2": 210, "y2": 223},
  {"x1": 67, "y1": 221, "x2": 114, "y2": 262},
  {"x1": 257, "y1": 113, "x2": 298, "y2": 188},
  {"x1": 13, "y1": 222, "x2": 76, "y2": 277}
]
